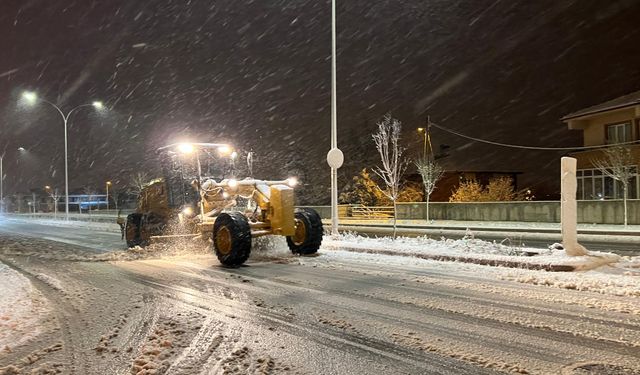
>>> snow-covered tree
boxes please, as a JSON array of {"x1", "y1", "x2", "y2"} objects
[
  {"x1": 449, "y1": 176, "x2": 528, "y2": 202},
  {"x1": 592, "y1": 146, "x2": 637, "y2": 226},
  {"x1": 83, "y1": 186, "x2": 97, "y2": 213},
  {"x1": 486, "y1": 176, "x2": 518, "y2": 201},
  {"x1": 415, "y1": 158, "x2": 444, "y2": 221},
  {"x1": 129, "y1": 172, "x2": 149, "y2": 196},
  {"x1": 372, "y1": 114, "x2": 409, "y2": 237},
  {"x1": 246, "y1": 151, "x2": 254, "y2": 178},
  {"x1": 341, "y1": 168, "x2": 423, "y2": 205},
  {"x1": 110, "y1": 187, "x2": 121, "y2": 211},
  {"x1": 47, "y1": 187, "x2": 61, "y2": 219},
  {"x1": 449, "y1": 180, "x2": 484, "y2": 202}
]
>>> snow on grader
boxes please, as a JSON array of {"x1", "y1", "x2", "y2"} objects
[{"x1": 117, "y1": 143, "x2": 323, "y2": 266}]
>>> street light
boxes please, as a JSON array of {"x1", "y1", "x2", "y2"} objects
[
  {"x1": 106, "y1": 181, "x2": 112, "y2": 210},
  {"x1": 21, "y1": 91, "x2": 106, "y2": 220},
  {"x1": 177, "y1": 143, "x2": 194, "y2": 154},
  {"x1": 417, "y1": 116, "x2": 434, "y2": 160}
]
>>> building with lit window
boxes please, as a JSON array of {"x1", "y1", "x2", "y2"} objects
[{"x1": 562, "y1": 90, "x2": 640, "y2": 200}]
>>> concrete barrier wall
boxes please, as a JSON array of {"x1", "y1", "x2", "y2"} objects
[{"x1": 304, "y1": 200, "x2": 640, "y2": 225}]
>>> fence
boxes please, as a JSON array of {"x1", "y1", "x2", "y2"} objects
[{"x1": 304, "y1": 200, "x2": 640, "y2": 225}]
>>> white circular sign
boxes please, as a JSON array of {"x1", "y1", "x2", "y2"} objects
[{"x1": 326, "y1": 147, "x2": 344, "y2": 169}]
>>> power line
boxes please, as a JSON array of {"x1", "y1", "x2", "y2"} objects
[{"x1": 429, "y1": 122, "x2": 640, "y2": 151}]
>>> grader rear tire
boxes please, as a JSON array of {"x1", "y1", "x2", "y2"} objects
[
  {"x1": 287, "y1": 208, "x2": 323, "y2": 255},
  {"x1": 213, "y1": 212, "x2": 252, "y2": 267},
  {"x1": 125, "y1": 213, "x2": 147, "y2": 248}
]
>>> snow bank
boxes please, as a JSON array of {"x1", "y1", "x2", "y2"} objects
[
  {"x1": 322, "y1": 233, "x2": 623, "y2": 271},
  {"x1": 0, "y1": 261, "x2": 51, "y2": 350}
]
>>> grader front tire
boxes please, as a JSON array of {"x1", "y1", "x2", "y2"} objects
[{"x1": 213, "y1": 212, "x2": 252, "y2": 267}]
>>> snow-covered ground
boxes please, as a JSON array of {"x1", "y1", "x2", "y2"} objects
[
  {"x1": 0, "y1": 261, "x2": 52, "y2": 351},
  {"x1": 320, "y1": 233, "x2": 640, "y2": 302},
  {"x1": 322, "y1": 233, "x2": 625, "y2": 271},
  {"x1": 2, "y1": 217, "x2": 121, "y2": 233},
  {"x1": 309, "y1": 249, "x2": 640, "y2": 302},
  {"x1": 2, "y1": 229, "x2": 640, "y2": 374}
]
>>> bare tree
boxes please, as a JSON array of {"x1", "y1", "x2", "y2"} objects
[
  {"x1": 415, "y1": 158, "x2": 444, "y2": 221},
  {"x1": 372, "y1": 114, "x2": 409, "y2": 237},
  {"x1": 83, "y1": 186, "x2": 97, "y2": 214},
  {"x1": 47, "y1": 188, "x2": 61, "y2": 219},
  {"x1": 110, "y1": 188, "x2": 120, "y2": 211},
  {"x1": 129, "y1": 172, "x2": 149, "y2": 196},
  {"x1": 246, "y1": 151, "x2": 254, "y2": 178},
  {"x1": 592, "y1": 146, "x2": 638, "y2": 226}
]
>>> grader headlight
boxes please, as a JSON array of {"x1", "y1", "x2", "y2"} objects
[
  {"x1": 182, "y1": 206, "x2": 194, "y2": 217},
  {"x1": 286, "y1": 177, "x2": 298, "y2": 188}
]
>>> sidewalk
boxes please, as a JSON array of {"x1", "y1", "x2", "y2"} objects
[
  {"x1": 327, "y1": 219, "x2": 640, "y2": 247},
  {"x1": 335, "y1": 218, "x2": 640, "y2": 234}
]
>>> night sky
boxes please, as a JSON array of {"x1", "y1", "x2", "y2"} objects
[{"x1": 1, "y1": 0, "x2": 640, "y2": 204}]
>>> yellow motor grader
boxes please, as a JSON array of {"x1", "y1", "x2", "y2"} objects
[{"x1": 117, "y1": 143, "x2": 323, "y2": 266}]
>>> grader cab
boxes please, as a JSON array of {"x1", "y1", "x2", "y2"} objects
[{"x1": 118, "y1": 143, "x2": 323, "y2": 266}]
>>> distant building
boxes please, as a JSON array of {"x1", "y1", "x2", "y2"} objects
[
  {"x1": 63, "y1": 194, "x2": 108, "y2": 211},
  {"x1": 562, "y1": 90, "x2": 640, "y2": 200}
]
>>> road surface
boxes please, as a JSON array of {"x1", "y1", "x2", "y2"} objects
[{"x1": 0, "y1": 219, "x2": 639, "y2": 374}]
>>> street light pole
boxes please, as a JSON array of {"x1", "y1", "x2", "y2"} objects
[
  {"x1": 426, "y1": 116, "x2": 433, "y2": 161},
  {"x1": 417, "y1": 127, "x2": 427, "y2": 159},
  {"x1": 21, "y1": 92, "x2": 103, "y2": 221},
  {"x1": 418, "y1": 117, "x2": 434, "y2": 161},
  {"x1": 106, "y1": 181, "x2": 111, "y2": 210},
  {"x1": 327, "y1": 0, "x2": 344, "y2": 236}
]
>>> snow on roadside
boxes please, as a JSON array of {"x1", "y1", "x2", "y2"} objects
[
  {"x1": 322, "y1": 233, "x2": 622, "y2": 271},
  {"x1": 0, "y1": 261, "x2": 52, "y2": 351},
  {"x1": 306, "y1": 249, "x2": 640, "y2": 306}
]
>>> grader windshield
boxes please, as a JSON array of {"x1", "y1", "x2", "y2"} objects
[{"x1": 157, "y1": 143, "x2": 237, "y2": 209}]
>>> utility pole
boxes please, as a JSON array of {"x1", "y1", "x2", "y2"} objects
[
  {"x1": 106, "y1": 181, "x2": 111, "y2": 210},
  {"x1": 426, "y1": 115, "x2": 434, "y2": 161},
  {"x1": 327, "y1": 0, "x2": 344, "y2": 236}
]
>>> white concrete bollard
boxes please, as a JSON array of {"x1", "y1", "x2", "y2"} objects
[{"x1": 561, "y1": 157, "x2": 588, "y2": 256}]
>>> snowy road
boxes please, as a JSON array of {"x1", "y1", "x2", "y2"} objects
[
  {"x1": 0, "y1": 218, "x2": 123, "y2": 252},
  {"x1": 0, "y1": 225, "x2": 639, "y2": 374}
]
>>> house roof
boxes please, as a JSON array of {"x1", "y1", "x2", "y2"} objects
[{"x1": 562, "y1": 89, "x2": 640, "y2": 121}]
